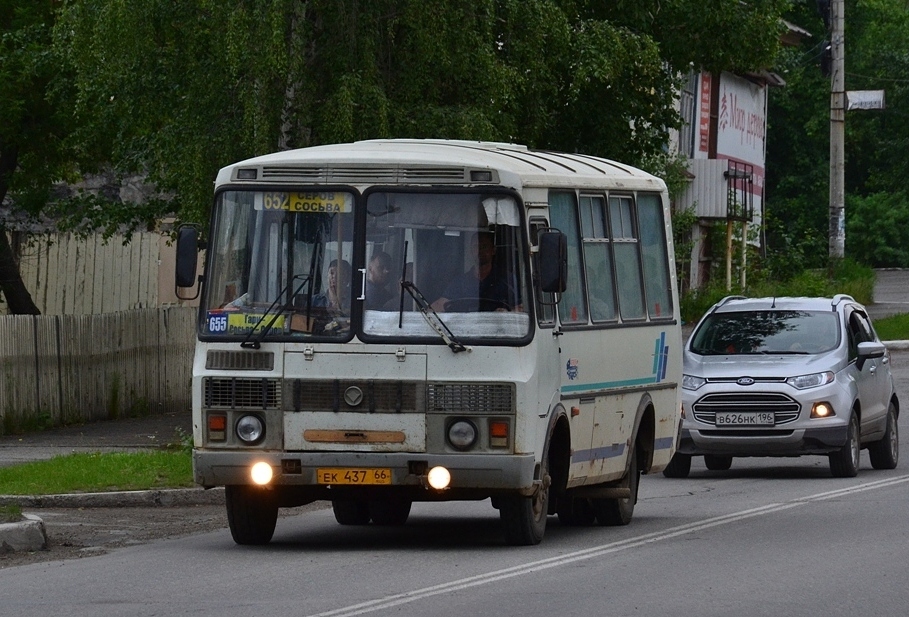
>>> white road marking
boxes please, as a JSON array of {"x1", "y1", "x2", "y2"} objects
[{"x1": 309, "y1": 474, "x2": 909, "y2": 617}]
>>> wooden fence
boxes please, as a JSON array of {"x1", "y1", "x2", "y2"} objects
[
  {"x1": 2, "y1": 231, "x2": 199, "y2": 316},
  {"x1": 0, "y1": 307, "x2": 196, "y2": 435}
]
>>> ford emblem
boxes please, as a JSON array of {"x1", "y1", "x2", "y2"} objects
[{"x1": 736, "y1": 377, "x2": 756, "y2": 386}]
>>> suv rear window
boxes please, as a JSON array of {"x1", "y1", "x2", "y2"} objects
[{"x1": 690, "y1": 310, "x2": 840, "y2": 355}]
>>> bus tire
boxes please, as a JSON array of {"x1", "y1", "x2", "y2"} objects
[
  {"x1": 557, "y1": 495, "x2": 596, "y2": 526},
  {"x1": 592, "y1": 446, "x2": 639, "y2": 526},
  {"x1": 368, "y1": 500, "x2": 412, "y2": 526},
  {"x1": 332, "y1": 499, "x2": 371, "y2": 525},
  {"x1": 703, "y1": 455, "x2": 733, "y2": 471},
  {"x1": 225, "y1": 485, "x2": 278, "y2": 545},
  {"x1": 499, "y1": 449, "x2": 550, "y2": 545},
  {"x1": 662, "y1": 452, "x2": 692, "y2": 478}
]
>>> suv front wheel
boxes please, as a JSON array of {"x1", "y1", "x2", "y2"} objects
[{"x1": 829, "y1": 413, "x2": 860, "y2": 478}]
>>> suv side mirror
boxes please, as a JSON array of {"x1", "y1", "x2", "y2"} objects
[
  {"x1": 538, "y1": 230, "x2": 567, "y2": 294},
  {"x1": 856, "y1": 340, "x2": 885, "y2": 371}
]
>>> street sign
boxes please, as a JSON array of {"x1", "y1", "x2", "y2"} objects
[{"x1": 846, "y1": 90, "x2": 886, "y2": 110}]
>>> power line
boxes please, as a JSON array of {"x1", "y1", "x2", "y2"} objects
[{"x1": 846, "y1": 71, "x2": 909, "y2": 85}]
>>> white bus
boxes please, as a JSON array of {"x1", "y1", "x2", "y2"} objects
[{"x1": 175, "y1": 139, "x2": 683, "y2": 546}]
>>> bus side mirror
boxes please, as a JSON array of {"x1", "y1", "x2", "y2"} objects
[
  {"x1": 538, "y1": 230, "x2": 567, "y2": 293},
  {"x1": 175, "y1": 226, "x2": 201, "y2": 298}
]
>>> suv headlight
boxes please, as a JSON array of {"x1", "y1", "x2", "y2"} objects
[
  {"x1": 786, "y1": 371, "x2": 835, "y2": 390},
  {"x1": 682, "y1": 374, "x2": 706, "y2": 391}
]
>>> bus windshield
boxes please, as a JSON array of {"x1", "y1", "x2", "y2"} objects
[{"x1": 201, "y1": 189, "x2": 531, "y2": 343}]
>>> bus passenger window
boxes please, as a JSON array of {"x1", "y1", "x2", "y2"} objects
[
  {"x1": 609, "y1": 196, "x2": 645, "y2": 320},
  {"x1": 638, "y1": 194, "x2": 672, "y2": 319},
  {"x1": 580, "y1": 195, "x2": 616, "y2": 322},
  {"x1": 549, "y1": 192, "x2": 588, "y2": 325}
]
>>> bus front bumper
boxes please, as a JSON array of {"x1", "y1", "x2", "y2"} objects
[{"x1": 193, "y1": 449, "x2": 538, "y2": 496}]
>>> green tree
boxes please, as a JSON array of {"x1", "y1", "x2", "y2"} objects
[
  {"x1": 0, "y1": 0, "x2": 67, "y2": 314},
  {"x1": 0, "y1": 0, "x2": 794, "y2": 314},
  {"x1": 56, "y1": 0, "x2": 791, "y2": 224},
  {"x1": 767, "y1": 0, "x2": 909, "y2": 268}
]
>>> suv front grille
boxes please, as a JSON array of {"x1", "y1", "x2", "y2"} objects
[{"x1": 692, "y1": 392, "x2": 801, "y2": 425}]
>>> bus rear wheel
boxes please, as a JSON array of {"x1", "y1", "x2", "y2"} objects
[
  {"x1": 225, "y1": 485, "x2": 278, "y2": 545},
  {"x1": 592, "y1": 446, "x2": 639, "y2": 526},
  {"x1": 368, "y1": 500, "x2": 412, "y2": 526},
  {"x1": 557, "y1": 495, "x2": 596, "y2": 526},
  {"x1": 332, "y1": 499, "x2": 371, "y2": 525}
]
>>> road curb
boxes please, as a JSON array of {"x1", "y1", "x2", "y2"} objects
[
  {"x1": 0, "y1": 487, "x2": 225, "y2": 509},
  {"x1": 0, "y1": 514, "x2": 48, "y2": 552},
  {"x1": 884, "y1": 340, "x2": 909, "y2": 350}
]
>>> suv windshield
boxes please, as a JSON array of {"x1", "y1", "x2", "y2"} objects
[
  {"x1": 690, "y1": 310, "x2": 840, "y2": 355},
  {"x1": 201, "y1": 189, "x2": 530, "y2": 343}
]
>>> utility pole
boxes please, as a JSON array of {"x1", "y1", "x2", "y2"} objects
[{"x1": 829, "y1": 0, "x2": 845, "y2": 259}]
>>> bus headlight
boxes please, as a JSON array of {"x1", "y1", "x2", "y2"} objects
[
  {"x1": 447, "y1": 419, "x2": 478, "y2": 451},
  {"x1": 236, "y1": 415, "x2": 265, "y2": 444}
]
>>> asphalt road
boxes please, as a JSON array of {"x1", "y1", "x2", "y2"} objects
[{"x1": 3, "y1": 429, "x2": 908, "y2": 617}]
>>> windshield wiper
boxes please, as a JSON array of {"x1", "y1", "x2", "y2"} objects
[
  {"x1": 400, "y1": 280, "x2": 469, "y2": 353},
  {"x1": 240, "y1": 274, "x2": 311, "y2": 350},
  {"x1": 391, "y1": 240, "x2": 465, "y2": 349},
  {"x1": 760, "y1": 349, "x2": 810, "y2": 355}
]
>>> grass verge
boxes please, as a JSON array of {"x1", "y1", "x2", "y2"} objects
[
  {"x1": 0, "y1": 451, "x2": 193, "y2": 496},
  {"x1": 874, "y1": 313, "x2": 909, "y2": 341}
]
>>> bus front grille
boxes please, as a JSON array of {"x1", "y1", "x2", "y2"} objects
[
  {"x1": 427, "y1": 383, "x2": 515, "y2": 414},
  {"x1": 286, "y1": 380, "x2": 422, "y2": 413},
  {"x1": 205, "y1": 350, "x2": 274, "y2": 371},
  {"x1": 282, "y1": 381, "x2": 515, "y2": 414},
  {"x1": 203, "y1": 377, "x2": 281, "y2": 410}
]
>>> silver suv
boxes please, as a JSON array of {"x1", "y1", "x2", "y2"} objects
[{"x1": 665, "y1": 295, "x2": 899, "y2": 478}]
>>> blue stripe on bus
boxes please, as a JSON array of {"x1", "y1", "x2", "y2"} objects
[
  {"x1": 572, "y1": 437, "x2": 674, "y2": 465},
  {"x1": 562, "y1": 376, "x2": 659, "y2": 393},
  {"x1": 565, "y1": 331, "x2": 671, "y2": 394},
  {"x1": 572, "y1": 443, "x2": 626, "y2": 463}
]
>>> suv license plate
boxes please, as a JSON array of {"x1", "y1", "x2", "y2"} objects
[
  {"x1": 715, "y1": 412, "x2": 774, "y2": 426},
  {"x1": 316, "y1": 468, "x2": 392, "y2": 485}
]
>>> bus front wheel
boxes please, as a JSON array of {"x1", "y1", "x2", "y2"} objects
[
  {"x1": 499, "y1": 452, "x2": 550, "y2": 546},
  {"x1": 225, "y1": 485, "x2": 279, "y2": 545}
]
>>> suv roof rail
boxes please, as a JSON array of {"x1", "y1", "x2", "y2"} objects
[
  {"x1": 831, "y1": 294, "x2": 855, "y2": 310},
  {"x1": 715, "y1": 295, "x2": 747, "y2": 309}
]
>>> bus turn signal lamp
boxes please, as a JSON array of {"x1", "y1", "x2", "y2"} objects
[
  {"x1": 208, "y1": 414, "x2": 227, "y2": 441},
  {"x1": 489, "y1": 420, "x2": 509, "y2": 448}
]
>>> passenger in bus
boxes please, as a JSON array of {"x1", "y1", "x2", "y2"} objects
[
  {"x1": 364, "y1": 251, "x2": 394, "y2": 309},
  {"x1": 313, "y1": 258, "x2": 352, "y2": 314},
  {"x1": 431, "y1": 232, "x2": 520, "y2": 312}
]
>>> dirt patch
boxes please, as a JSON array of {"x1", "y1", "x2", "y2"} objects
[{"x1": 0, "y1": 501, "x2": 330, "y2": 569}]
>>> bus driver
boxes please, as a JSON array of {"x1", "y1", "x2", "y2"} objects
[{"x1": 432, "y1": 232, "x2": 520, "y2": 312}]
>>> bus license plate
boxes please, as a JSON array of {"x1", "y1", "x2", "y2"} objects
[
  {"x1": 316, "y1": 468, "x2": 392, "y2": 485},
  {"x1": 715, "y1": 412, "x2": 774, "y2": 426}
]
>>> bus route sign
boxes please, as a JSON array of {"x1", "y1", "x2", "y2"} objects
[{"x1": 261, "y1": 192, "x2": 352, "y2": 213}]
